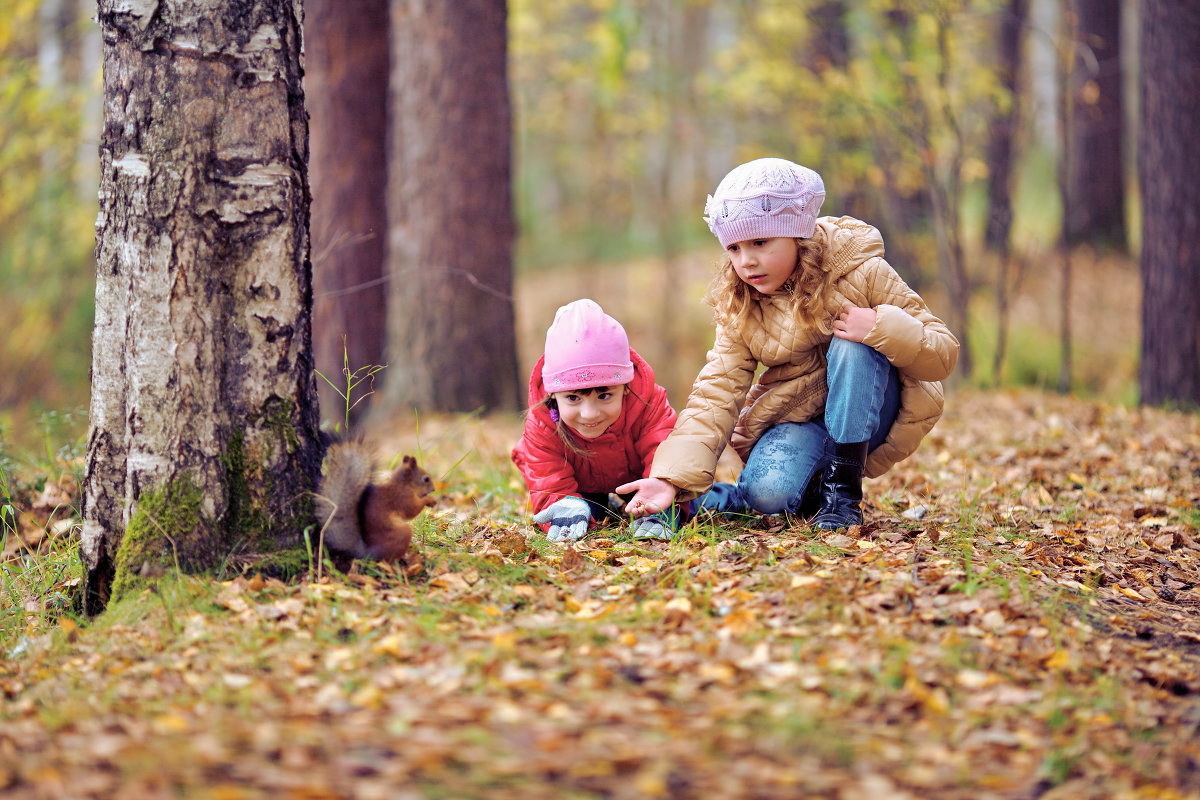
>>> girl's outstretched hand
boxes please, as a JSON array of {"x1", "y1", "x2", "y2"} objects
[
  {"x1": 832, "y1": 305, "x2": 876, "y2": 342},
  {"x1": 616, "y1": 478, "x2": 679, "y2": 518}
]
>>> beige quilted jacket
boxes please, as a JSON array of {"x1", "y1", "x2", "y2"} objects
[{"x1": 651, "y1": 216, "x2": 960, "y2": 497}]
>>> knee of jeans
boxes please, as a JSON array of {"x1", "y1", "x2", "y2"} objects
[
  {"x1": 828, "y1": 336, "x2": 881, "y2": 365},
  {"x1": 741, "y1": 482, "x2": 791, "y2": 515}
]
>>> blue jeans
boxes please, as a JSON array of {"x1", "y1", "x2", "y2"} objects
[{"x1": 696, "y1": 338, "x2": 901, "y2": 516}]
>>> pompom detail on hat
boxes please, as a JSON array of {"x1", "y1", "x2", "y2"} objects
[
  {"x1": 541, "y1": 299, "x2": 635, "y2": 392},
  {"x1": 703, "y1": 157, "x2": 826, "y2": 248}
]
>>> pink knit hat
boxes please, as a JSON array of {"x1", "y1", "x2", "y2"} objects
[
  {"x1": 541, "y1": 299, "x2": 634, "y2": 392},
  {"x1": 703, "y1": 157, "x2": 826, "y2": 248}
]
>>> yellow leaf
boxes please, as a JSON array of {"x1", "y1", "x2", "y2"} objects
[
  {"x1": 372, "y1": 633, "x2": 408, "y2": 659},
  {"x1": 720, "y1": 607, "x2": 758, "y2": 635},
  {"x1": 663, "y1": 597, "x2": 692, "y2": 626},
  {"x1": 152, "y1": 713, "x2": 189, "y2": 734},
  {"x1": 492, "y1": 631, "x2": 518, "y2": 650},
  {"x1": 574, "y1": 601, "x2": 613, "y2": 621},
  {"x1": 698, "y1": 662, "x2": 737, "y2": 685},
  {"x1": 430, "y1": 572, "x2": 470, "y2": 592},
  {"x1": 349, "y1": 684, "x2": 385, "y2": 710},
  {"x1": 1043, "y1": 650, "x2": 1071, "y2": 670},
  {"x1": 1116, "y1": 585, "x2": 1147, "y2": 601}
]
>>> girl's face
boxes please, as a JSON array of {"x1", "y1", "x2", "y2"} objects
[
  {"x1": 551, "y1": 385, "x2": 626, "y2": 439},
  {"x1": 725, "y1": 237, "x2": 799, "y2": 295}
]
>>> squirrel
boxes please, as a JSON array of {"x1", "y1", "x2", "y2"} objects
[{"x1": 314, "y1": 441, "x2": 437, "y2": 563}]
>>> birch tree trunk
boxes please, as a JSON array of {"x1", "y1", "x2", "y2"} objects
[
  {"x1": 83, "y1": 0, "x2": 320, "y2": 613},
  {"x1": 384, "y1": 0, "x2": 520, "y2": 413}
]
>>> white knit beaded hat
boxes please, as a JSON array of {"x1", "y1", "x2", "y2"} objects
[{"x1": 703, "y1": 157, "x2": 826, "y2": 248}]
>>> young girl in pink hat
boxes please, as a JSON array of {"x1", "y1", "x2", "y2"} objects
[
  {"x1": 512, "y1": 299, "x2": 684, "y2": 542},
  {"x1": 619, "y1": 157, "x2": 960, "y2": 530}
]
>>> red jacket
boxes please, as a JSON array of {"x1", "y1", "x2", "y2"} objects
[{"x1": 511, "y1": 348, "x2": 678, "y2": 515}]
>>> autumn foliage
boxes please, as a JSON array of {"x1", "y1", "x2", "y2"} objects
[{"x1": 2, "y1": 389, "x2": 1198, "y2": 798}]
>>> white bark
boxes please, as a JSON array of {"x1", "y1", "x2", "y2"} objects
[{"x1": 84, "y1": 0, "x2": 320, "y2": 610}]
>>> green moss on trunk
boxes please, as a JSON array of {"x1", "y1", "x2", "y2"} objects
[
  {"x1": 110, "y1": 477, "x2": 212, "y2": 602},
  {"x1": 110, "y1": 402, "x2": 320, "y2": 601}
]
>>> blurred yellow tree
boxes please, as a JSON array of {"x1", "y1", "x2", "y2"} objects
[{"x1": 0, "y1": 0, "x2": 95, "y2": 420}]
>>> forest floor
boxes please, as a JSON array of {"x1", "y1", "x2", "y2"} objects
[{"x1": 2, "y1": 388, "x2": 1199, "y2": 799}]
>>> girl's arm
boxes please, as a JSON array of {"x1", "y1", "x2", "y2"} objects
[
  {"x1": 856, "y1": 259, "x2": 960, "y2": 381},
  {"x1": 511, "y1": 418, "x2": 583, "y2": 513},
  {"x1": 645, "y1": 326, "x2": 759, "y2": 497}
]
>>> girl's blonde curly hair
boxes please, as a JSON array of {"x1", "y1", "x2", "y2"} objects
[{"x1": 705, "y1": 236, "x2": 838, "y2": 333}]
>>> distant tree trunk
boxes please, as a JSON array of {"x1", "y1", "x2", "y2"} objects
[
  {"x1": 1056, "y1": 3, "x2": 1075, "y2": 393},
  {"x1": 809, "y1": 1, "x2": 849, "y2": 72},
  {"x1": 650, "y1": 0, "x2": 709, "y2": 399},
  {"x1": 37, "y1": 0, "x2": 64, "y2": 89},
  {"x1": 83, "y1": 0, "x2": 321, "y2": 613},
  {"x1": 985, "y1": 0, "x2": 1028, "y2": 385},
  {"x1": 1067, "y1": 0, "x2": 1125, "y2": 249},
  {"x1": 307, "y1": 0, "x2": 389, "y2": 429},
  {"x1": 1139, "y1": 2, "x2": 1200, "y2": 407},
  {"x1": 37, "y1": 0, "x2": 64, "y2": 188},
  {"x1": 75, "y1": 0, "x2": 102, "y2": 204},
  {"x1": 384, "y1": 0, "x2": 519, "y2": 412},
  {"x1": 984, "y1": 0, "x2": 1027, "y2": 253}
]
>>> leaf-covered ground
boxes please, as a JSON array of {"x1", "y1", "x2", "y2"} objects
[{"x1": 2, "y1": 389, "x2": 1199, "y2": 799}]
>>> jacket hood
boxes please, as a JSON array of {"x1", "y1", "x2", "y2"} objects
[
  {"x1": 813, "y1": 216, "x2": 886, "y2": 281},
  {"x1": 757, "y1": 216, "x2": 886, "y2": 300}
]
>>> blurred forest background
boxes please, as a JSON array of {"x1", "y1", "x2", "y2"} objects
[{"x1": 0, "y1": 0, "x2": 1154, "y2": 448}]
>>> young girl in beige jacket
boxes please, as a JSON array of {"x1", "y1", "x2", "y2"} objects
[{"x1": 619, "y1": 157, "x2": 960, "y2": 529}]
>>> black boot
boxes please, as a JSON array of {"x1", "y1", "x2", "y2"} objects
[
  {"x1": 795, "y1": 471, "x2": 825, "y2": 519},
  {"x1": 812, "y1": 441, "x2": 869, "y2": 530}
]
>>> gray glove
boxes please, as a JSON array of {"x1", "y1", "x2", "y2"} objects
[
  {"x1": 631, "y1": 513, "x2": 672, "y2": 541},
  {"x1": 532, "y1": 496, "x2": 591, "y2": 542}
]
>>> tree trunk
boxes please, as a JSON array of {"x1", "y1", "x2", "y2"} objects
[
  {"x1": 985, "y1": 0, "x2": 1029, "y2": 385},
  {"x1": 306, "y1": 0, "x2": 389, "y2": 429},
  {"x1": 1068, "y1": 0, "x2": 1126, "y2": 249},
  {"x1": 808, "y1": 1, "x2": 849, "y2": 72},
  {"x1": 1138, "y1": 1, "x2": 1200, "y2": 407},
  {"x1": 1056, "y1": 3, "x2": 1075, "y2": 394},
  {"x1": 384, "y1": 0, "x2": 519, "y2": 412},
  {"x1": 83, "y1": 0, "x2": 321, "y2": 613},
  {"x1": 984, "y1": 0, "x2": 1027, "y2": 253}
]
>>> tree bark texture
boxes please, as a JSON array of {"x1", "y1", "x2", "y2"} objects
[
  {"x1": 306, "y1": 0, "x2": 389, "y2": 428},
  {"x1": 984, "y1": 0, "x2": 1027, "y2": 253},
  {"x1": 84, "y1": 0, "x2": 321, "y2": 612},
  {"x1": 384, "y1": 0, "x2": 520, "y2": 413},
  {"x1": 1068, "y1": 0, "x2": 1126, "y2": 249},
  {"x1": 1138, "y1": 1, "x2": 1200, "y2": 407}
]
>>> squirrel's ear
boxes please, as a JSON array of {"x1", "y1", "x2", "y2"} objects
[{"x1": 397, "y1": 455, "x2": 416, "y2": 478}]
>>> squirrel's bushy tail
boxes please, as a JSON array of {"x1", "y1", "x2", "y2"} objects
[{"x1": 314, "y1": 441, "x2": 374, "y2": 558}]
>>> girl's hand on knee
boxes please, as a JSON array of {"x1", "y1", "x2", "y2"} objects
[
  {"x1": 615, "y1": 478, "x2": 678, "y2": 518},
  {"x1": 832, "y1": 305, "x2": 876, "y2": 342}
]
